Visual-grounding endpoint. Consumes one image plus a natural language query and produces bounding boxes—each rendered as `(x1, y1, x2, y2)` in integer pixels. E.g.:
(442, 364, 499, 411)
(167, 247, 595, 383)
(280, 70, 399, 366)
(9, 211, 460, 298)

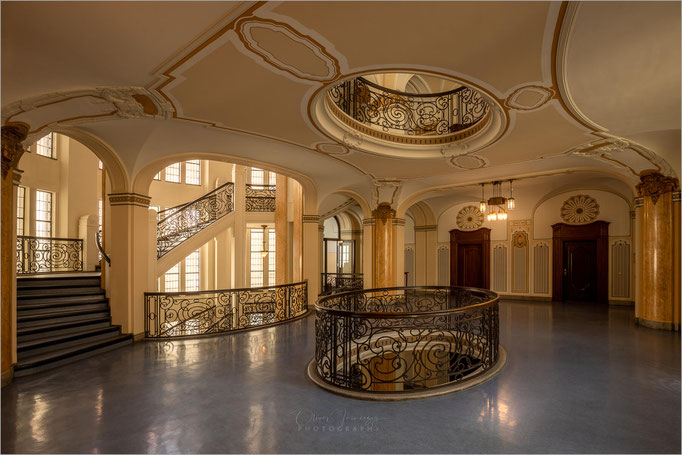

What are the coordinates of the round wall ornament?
(456, 206, 484, 230)
(561, 195, 599, 224)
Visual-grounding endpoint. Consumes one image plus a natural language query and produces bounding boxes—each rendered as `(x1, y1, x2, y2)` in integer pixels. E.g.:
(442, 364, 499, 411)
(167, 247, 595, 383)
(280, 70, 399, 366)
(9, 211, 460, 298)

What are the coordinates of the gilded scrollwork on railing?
(328, 77, 489, 137)
(157, 182, 234, 258)
(144, 281, 308, 338)
(245, 184, 276, 212)
(16, 235, 83, 274)
(314, 286, 499, 392)
(320, 273, 363, 295)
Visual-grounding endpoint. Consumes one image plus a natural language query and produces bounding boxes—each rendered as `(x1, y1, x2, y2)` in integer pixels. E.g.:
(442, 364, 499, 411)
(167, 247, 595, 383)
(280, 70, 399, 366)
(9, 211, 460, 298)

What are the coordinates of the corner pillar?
(275, 174, 288, 284)
(372, 203, 396, 288)
(302, 215, 320, 305)
(635, 171, 680, 330)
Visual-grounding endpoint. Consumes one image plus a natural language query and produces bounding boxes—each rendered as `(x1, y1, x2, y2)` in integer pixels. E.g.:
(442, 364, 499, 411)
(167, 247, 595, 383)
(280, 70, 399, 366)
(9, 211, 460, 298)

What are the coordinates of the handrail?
(320, 272, 363, 296)
(157, 182, 233, 223)
(144, 281, 308, 338)
(17, 234, 82, 242)
(357, 76, 466, 99)
(17, 235, 83, 274)
(95, 231, 111, 265)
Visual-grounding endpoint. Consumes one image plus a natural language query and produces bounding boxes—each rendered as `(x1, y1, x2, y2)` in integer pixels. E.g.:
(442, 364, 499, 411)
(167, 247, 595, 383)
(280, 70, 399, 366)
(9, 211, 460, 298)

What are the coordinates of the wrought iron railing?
(157, 182, 234, 258)
(313, 286, 499, 393)
(328, 77, 489, 137)
(320, 273, 363, 295)
(16, 235, 83, 274)
(145, 281, 307, 338)
(245, 184, 276, 212)
(95, 231, 110, 266)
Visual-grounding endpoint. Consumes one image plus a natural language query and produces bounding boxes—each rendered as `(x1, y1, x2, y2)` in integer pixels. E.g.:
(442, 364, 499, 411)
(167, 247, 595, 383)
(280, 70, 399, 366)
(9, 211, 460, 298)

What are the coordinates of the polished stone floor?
(2, 300, 680, 454)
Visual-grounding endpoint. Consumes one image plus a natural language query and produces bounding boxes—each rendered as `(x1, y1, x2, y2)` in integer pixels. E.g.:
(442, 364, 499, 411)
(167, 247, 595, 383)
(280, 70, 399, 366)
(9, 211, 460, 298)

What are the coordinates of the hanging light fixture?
(507, 180, 516, 210)
(479, 183, 487, 213)
(260, 225, 268, 258)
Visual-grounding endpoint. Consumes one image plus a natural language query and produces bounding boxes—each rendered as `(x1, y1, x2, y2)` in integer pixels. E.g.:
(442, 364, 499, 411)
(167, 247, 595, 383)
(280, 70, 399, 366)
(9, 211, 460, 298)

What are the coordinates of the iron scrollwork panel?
(16, 236, 83, 274)
(245, 184, 276, 212)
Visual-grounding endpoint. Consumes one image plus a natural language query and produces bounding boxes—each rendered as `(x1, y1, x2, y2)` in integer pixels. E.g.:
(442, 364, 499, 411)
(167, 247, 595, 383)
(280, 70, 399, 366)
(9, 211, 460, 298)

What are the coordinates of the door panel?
(457, 245, 482, 288)
(563, 240, 597, 301)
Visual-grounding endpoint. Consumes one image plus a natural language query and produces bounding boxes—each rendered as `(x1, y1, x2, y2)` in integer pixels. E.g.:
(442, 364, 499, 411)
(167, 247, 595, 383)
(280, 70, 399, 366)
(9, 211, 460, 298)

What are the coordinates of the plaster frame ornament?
(456, 206, 484, 230)
(512, 231, 528, 248)
(636, 171, 679, 205)
(560, 194, 600, 224)
(1, 124, 28, 177)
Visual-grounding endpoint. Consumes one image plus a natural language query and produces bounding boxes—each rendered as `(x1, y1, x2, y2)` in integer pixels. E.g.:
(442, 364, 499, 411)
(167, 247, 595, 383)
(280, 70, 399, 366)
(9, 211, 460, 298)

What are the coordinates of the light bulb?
(489, 212, 497, 221)
(507, 198, 515, 210)
(499, 211, 507, 220)
(260, 250, 268, 257)
(479, 201, 487, 212)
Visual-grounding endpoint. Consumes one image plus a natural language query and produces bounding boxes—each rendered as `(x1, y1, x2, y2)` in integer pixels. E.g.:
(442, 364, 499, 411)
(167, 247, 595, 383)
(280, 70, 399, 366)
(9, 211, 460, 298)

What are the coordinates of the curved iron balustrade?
(95, 231, 110, 266)
(144, 281, 308, 338)
(157, 182, 234, 258)
(245, 184, 276, 212)
(320, 272, 363, 295)
(313, 286, 499, 393)
(16, 235, 83, 274)
(328, 77, 489, 137)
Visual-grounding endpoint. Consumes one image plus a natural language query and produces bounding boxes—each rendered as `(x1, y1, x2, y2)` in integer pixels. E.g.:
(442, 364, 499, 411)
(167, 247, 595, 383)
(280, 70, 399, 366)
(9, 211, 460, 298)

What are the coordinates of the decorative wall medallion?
(315, 142, 349, 155)
(456, 206, 483, 230)
(561, 195, 600, 224)
(504, 85, 555, 111)
(512, 231, 528, 248)
(450, 154, 486, 170)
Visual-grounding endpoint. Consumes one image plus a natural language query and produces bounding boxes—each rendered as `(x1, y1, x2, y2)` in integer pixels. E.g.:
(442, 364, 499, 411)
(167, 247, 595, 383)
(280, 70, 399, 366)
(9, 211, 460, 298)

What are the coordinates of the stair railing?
(16, 235, 83, 274)
(95, 231, 111, 266)
(157, 182, 234, 258)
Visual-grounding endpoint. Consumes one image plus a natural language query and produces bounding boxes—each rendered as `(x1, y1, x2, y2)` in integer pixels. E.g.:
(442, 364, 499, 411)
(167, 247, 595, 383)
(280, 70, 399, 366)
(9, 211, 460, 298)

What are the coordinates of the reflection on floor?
(2, 300, 680, 454)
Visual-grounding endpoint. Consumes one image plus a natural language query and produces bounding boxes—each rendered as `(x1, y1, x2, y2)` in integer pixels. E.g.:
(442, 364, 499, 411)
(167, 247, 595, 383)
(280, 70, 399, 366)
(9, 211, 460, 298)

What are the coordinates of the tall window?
(268, 229, 276, 285)
(164, 263, 180, 292)
(268, 172, 277, 186)
(165, 163, 180, 183)
(185, 250, 200, 291)
(17, 186, 26, 236)
(35, 190, 52, 237)
(251, 168, 265, 189)
(185, 160, 200, 185)
(250, 229, 264, 287)
(36, 133, 54, 158)
(153, 171, 161, 180)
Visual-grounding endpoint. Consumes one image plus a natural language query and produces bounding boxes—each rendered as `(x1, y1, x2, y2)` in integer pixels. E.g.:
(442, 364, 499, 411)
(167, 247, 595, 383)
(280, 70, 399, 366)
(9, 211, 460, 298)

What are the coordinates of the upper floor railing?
(245, 184, 276, 212)
(17, 235, 83, 274)
(327, 77, 489, 139)
(157, 182, 234, 258)
(320, 272, 363, 295)
(144, 281, 308, 338)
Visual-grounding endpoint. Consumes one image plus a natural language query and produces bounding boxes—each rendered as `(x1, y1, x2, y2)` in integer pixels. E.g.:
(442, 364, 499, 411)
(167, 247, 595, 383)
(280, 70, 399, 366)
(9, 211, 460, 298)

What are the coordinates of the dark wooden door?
(457, 244, 483, 288)
(563, 240, 598, 301)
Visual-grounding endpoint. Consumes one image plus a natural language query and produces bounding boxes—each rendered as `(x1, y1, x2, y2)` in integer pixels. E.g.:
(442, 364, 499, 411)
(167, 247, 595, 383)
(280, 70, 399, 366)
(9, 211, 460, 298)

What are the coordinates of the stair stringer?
(156, 211, 235, 276)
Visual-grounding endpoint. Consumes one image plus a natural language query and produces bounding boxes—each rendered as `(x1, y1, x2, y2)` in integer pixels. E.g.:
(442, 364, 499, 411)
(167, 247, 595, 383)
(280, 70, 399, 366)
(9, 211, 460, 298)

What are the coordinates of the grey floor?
(2, 300, 680, 454)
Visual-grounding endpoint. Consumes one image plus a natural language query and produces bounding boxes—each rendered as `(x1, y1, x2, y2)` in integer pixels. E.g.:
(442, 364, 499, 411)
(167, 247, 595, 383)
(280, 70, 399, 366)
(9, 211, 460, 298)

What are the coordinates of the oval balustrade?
(327, 77, 489, 143)
(310, 286, 501, 397)
(320, 272, 363, 296)
(144, 281, 308, 339)
(16, 235, 83, 274)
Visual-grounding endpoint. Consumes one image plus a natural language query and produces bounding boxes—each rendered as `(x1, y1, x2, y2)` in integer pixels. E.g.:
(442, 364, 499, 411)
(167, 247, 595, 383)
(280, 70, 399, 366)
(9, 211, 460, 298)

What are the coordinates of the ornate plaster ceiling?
(2, 1, 679, 213)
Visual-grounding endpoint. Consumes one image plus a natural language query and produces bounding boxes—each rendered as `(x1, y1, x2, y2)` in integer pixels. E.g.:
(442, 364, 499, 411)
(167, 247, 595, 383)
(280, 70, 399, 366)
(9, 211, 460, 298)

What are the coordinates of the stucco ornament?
(512, 231, 528, 248)
(456, 206, 483, 230)
(636, 171, 679, 205)
(560, 195, 600, 224)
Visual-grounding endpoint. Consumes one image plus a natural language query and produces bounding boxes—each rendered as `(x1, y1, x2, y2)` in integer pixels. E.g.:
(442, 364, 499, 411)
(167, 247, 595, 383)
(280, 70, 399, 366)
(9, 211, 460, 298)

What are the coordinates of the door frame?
(449, 228, 491, 289)
(551, 221, 609, 303)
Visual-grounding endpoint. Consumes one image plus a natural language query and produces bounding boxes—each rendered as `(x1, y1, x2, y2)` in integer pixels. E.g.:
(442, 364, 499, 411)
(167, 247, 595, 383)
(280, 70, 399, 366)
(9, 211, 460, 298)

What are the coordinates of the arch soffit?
(132, 152, 318, 211)
(531, 185, 634, 220)
(318, 189, 372, 220)
(405, 200, 436, 226)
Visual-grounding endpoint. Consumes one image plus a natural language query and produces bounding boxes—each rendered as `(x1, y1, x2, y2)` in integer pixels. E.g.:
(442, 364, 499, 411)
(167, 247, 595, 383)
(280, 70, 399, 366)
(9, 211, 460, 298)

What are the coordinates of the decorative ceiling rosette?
(456, 206, 484, 230)
(561, 195, 600, 224)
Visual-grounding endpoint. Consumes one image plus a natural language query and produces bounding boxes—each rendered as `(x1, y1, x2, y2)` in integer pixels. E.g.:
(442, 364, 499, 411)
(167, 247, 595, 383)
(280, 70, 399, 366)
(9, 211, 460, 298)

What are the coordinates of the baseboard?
(133, 332, 146, 341)
(1, 366, 14, 387)
(609, 300, 634, 306)
(498, 294, 552, 302)
(635, 317, 678, 331)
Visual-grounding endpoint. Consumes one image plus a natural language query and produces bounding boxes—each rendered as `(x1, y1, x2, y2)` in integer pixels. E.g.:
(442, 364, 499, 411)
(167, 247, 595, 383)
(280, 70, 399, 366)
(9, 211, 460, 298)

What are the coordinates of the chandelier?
(479, 181, 515, 221)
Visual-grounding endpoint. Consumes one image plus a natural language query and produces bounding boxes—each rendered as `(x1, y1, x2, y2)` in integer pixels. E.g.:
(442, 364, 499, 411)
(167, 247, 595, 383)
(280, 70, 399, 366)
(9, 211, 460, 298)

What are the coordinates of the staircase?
(15, 272, 132, 377)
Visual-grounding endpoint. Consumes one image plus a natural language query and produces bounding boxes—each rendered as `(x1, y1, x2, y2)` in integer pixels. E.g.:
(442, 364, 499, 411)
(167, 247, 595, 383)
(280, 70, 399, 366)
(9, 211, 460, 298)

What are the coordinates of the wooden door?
(457, 245, 483, 288)
(563, 240, 598, 301)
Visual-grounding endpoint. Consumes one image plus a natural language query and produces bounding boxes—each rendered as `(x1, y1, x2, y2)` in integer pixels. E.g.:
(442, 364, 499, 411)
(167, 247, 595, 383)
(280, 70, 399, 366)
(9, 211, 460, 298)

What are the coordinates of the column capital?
(636, 171, 679, 205)
(108, 192, 151, 207)
(302, 214, 320, 223)
(12, 169, 23, 186)
(1, 124, 29, 178)
(371, 202, 396, 221)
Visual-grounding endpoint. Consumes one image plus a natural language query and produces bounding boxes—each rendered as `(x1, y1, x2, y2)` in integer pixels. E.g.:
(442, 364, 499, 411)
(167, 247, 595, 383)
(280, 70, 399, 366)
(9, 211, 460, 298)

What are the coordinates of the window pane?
(185, 160, 200, 185)
(251, 168, 264, 188)
(165, 163, 180, 183)
(36, 134, 53, 158)
(35, 190, 52, 237)
(98, 160, 103, 170)
(250, 230, 264, 288)
(185, 250, 200, 292)
(164, 263, 180, 292)
(268, 172, 277, 186)
(17, 186, 25, 236)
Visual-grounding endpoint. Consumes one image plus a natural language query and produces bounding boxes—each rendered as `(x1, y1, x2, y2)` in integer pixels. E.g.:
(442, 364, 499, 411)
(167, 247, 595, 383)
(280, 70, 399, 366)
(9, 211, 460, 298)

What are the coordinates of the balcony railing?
(245, 184, 276, 212)
(311, 286, 500, 394)
(320, 272, 363, 295)
(327, 77, 489, 142)
(144, 281, 308, 338)
(16, 235, 83, 274)
(157, 182, 234, 258)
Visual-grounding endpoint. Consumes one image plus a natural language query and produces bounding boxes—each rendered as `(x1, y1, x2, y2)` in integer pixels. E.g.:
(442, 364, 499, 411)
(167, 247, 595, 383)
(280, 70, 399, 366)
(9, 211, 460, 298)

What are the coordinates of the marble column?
(393, 217, 405, 287)
(372, 203, 396, 288)
(302, 215, 320, 305)
(1, 124, 28, 387)
(232, 165, 246, 288)
(635, 171, 680, 330)
(275, 174, 288, 285)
